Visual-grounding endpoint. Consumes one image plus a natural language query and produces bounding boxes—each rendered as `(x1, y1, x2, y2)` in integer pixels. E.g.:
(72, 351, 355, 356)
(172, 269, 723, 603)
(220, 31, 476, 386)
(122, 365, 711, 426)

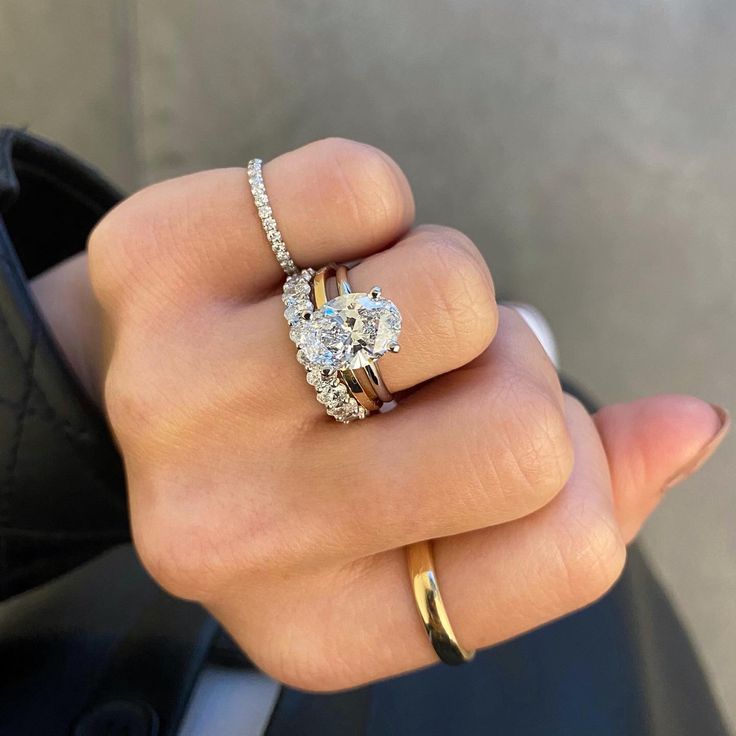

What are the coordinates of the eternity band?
(247, 158, 298, 275)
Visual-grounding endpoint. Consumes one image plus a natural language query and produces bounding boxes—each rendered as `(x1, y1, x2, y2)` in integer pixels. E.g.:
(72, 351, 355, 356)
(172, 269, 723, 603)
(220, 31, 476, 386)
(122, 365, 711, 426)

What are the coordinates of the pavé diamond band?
(247, 158, 298, 275)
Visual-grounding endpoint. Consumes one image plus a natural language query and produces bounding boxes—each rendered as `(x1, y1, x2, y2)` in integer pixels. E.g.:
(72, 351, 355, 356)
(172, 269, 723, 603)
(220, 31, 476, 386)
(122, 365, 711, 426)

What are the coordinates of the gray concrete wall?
(2, 0, 734, 728)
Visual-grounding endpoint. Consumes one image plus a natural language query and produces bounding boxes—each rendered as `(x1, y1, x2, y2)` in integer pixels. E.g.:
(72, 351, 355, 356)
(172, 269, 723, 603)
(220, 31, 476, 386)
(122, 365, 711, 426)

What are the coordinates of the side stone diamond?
(305, 368, 332, 390)
(295, 312, 352, 368)
(284, 278, 311, 298)
(284, 300, 312, 325)
(317, 382, 348, 407)
(327, 397, 363, 422)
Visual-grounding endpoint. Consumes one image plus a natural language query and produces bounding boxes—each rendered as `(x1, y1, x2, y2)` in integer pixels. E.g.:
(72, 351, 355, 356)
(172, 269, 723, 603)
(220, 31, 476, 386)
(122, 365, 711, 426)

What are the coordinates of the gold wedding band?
(407, 540, 475, 665)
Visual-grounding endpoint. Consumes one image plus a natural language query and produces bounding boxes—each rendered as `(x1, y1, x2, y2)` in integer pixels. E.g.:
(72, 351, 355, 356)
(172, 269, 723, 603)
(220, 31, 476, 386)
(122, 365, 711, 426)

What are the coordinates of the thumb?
(593, 395, 729, 543)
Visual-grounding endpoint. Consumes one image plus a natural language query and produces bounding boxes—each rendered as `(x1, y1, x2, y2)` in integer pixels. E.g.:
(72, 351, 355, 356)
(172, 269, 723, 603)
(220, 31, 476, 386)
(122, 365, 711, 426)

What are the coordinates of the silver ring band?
(247, 158, 298, 275)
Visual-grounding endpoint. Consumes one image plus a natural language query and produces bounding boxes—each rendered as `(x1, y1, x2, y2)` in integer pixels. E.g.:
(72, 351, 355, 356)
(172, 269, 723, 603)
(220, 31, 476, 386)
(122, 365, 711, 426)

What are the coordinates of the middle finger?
(286, 307, 571, 561)
(241, 224, 499, 417)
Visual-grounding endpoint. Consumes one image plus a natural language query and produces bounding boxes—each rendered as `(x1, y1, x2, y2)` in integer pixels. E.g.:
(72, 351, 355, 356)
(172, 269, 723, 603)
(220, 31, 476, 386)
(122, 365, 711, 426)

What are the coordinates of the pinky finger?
(214, 395, 626, 691)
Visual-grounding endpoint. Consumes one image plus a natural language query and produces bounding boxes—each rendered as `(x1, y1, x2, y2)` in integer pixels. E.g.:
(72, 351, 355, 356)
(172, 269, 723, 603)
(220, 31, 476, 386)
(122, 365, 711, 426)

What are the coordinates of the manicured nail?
(663, 404, 731, 491)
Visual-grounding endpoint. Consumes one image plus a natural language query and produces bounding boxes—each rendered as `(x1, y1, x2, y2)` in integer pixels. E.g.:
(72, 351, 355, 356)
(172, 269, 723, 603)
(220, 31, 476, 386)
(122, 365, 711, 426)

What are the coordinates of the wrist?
(30, 252, 104, 407)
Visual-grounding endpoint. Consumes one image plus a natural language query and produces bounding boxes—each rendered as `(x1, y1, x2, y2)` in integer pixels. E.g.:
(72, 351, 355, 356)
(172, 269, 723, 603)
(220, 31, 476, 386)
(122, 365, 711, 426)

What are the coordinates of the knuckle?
(129, 468, 295, 601)
(103, 361, 168, 449)
(420, 227, 497, 358)
(318, 137, 414, 240)
(88, 180, 193, 311)
(129, 481, 201, 599)
(133, 518, 201, 600)
(255, 623, 358, 693)
(134, 520, 218, 602)
(87, 204, 138, 308)
(130, 477, 252, 601)
(501, 386, 575, 511)
(556, 505, 627, 607)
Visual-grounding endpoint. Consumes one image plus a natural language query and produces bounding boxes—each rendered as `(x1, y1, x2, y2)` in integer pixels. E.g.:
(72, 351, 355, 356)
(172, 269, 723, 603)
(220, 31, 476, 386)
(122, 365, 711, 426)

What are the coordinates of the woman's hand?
(83, 138, 727, 690)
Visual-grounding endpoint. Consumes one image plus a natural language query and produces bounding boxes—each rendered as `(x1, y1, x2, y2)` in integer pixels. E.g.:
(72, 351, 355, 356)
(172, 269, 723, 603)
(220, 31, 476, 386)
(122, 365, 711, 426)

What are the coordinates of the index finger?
(90, 138, 414, 303)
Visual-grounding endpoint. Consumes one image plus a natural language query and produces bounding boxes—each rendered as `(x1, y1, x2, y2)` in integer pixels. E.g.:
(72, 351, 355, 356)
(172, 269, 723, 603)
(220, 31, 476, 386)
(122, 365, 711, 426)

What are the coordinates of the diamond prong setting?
(282, 271, 401, 422)
(296, 291, 402, 372)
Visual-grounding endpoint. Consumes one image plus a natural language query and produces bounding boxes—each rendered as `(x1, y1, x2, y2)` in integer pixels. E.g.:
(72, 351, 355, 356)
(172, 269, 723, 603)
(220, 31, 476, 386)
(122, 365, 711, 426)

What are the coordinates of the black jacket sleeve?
(0, 128, 129, 600)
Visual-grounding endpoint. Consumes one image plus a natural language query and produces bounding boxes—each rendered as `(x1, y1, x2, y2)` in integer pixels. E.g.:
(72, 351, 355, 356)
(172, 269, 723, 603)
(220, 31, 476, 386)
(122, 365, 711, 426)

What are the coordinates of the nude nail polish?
(663, 404, 731, 491)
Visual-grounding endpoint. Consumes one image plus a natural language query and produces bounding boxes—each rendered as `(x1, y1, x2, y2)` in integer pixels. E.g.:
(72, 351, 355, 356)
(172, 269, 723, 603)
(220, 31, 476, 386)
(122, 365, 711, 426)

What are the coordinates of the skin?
(32, 138, 728, 692)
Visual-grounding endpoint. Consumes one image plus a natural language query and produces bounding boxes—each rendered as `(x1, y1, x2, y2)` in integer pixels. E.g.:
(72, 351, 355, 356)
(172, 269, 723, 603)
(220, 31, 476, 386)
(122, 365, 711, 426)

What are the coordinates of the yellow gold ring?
(407, 540, 475, 665)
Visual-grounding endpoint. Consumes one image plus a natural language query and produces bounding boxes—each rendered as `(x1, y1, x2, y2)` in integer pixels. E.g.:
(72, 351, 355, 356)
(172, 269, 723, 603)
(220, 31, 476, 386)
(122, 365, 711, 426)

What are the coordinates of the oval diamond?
(294, 292, 401, 371)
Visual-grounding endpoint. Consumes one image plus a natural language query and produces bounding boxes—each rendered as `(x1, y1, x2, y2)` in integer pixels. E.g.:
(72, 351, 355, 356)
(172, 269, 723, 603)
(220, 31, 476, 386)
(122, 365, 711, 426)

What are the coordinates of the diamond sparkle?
(294, 292, 401, 371)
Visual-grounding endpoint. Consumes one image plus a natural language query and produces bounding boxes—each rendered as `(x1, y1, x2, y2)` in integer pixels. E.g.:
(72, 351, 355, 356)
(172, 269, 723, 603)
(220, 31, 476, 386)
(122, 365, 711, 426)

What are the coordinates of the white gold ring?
(247, 158, 298, 275)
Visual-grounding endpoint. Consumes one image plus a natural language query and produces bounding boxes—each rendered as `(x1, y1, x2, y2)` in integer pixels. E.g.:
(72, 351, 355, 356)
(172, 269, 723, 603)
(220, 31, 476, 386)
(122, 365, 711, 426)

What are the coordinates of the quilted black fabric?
(0, 129, 129, 600)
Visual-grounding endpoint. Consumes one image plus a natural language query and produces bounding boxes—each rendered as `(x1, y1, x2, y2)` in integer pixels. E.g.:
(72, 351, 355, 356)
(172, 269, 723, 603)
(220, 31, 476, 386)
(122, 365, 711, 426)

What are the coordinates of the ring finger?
(212, 394, 625, 690)
(239, 223, 499, 417)
(202, 307, 569, 569)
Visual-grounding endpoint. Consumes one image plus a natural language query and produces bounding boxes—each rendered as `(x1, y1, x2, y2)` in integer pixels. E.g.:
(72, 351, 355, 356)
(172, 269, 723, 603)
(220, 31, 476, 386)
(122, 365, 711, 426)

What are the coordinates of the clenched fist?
(79, 138, 727, 690)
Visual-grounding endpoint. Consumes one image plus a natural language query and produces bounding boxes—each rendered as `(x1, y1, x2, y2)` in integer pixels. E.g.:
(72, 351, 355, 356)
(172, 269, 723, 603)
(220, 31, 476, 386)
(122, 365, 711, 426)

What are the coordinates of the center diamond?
(295, 292, 401, 371)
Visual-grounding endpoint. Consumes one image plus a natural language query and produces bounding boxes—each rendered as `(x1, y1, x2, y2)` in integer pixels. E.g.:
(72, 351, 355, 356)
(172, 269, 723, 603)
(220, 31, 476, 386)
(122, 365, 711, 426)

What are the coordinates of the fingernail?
(663, 404, 731, 491)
